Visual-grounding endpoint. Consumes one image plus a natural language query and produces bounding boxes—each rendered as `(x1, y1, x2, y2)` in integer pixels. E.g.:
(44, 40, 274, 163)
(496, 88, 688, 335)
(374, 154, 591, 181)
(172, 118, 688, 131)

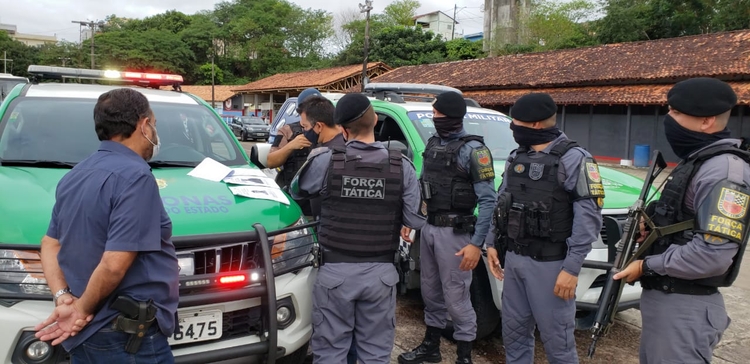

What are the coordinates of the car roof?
(23, 83, 200, 105)
(369, 98, 508, 116)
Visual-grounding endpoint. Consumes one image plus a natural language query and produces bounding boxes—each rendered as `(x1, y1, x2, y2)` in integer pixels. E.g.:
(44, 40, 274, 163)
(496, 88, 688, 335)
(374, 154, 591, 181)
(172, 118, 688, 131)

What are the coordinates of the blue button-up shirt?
(47, 141, 178, 351)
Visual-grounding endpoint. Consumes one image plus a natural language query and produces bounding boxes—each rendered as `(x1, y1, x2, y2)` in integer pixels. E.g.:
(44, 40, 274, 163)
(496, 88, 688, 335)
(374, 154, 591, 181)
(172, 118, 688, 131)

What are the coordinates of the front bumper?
(0, 267, 315, 364)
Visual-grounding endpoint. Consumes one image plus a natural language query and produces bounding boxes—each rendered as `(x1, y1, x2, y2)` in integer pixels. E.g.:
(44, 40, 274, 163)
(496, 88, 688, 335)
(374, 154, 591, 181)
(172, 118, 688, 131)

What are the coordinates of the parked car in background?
(0, 73, 28, 102)
(231, 116, 270, 142)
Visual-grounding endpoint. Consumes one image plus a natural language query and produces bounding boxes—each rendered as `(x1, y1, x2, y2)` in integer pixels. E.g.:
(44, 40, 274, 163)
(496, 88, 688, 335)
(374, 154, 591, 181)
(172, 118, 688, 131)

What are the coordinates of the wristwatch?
(53, 287, 71, 301)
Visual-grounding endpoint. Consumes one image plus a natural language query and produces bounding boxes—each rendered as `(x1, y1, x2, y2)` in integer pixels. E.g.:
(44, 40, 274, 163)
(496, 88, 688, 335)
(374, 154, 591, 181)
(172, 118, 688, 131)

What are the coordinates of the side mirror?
(250, 143, 272, 169)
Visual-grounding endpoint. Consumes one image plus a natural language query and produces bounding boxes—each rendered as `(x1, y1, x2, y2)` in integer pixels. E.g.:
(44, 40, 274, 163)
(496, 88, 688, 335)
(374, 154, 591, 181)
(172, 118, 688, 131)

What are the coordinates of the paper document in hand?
(223, 175, 279, 188)
(229, 186, 290, 205)
(188, 158, 233, 182)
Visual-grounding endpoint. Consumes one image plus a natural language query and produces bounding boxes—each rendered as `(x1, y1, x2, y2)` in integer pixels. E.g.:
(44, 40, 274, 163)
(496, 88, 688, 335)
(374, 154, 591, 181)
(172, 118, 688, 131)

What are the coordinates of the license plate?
(168, 309, 222, 346)
(255, 133, 265, 136)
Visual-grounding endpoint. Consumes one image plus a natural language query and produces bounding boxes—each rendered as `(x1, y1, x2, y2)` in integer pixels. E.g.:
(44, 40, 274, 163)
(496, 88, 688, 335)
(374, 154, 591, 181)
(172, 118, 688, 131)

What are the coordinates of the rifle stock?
(587, 150, 667, 358)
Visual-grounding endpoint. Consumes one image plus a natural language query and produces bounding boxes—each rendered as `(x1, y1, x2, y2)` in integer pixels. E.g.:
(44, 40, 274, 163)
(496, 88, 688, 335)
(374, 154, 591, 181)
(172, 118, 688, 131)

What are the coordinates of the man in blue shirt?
(34, 88, 179, 363)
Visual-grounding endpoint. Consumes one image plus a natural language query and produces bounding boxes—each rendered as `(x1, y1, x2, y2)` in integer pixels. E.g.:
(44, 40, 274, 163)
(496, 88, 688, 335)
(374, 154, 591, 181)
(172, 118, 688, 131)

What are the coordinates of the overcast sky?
(3, 0, 486, 43)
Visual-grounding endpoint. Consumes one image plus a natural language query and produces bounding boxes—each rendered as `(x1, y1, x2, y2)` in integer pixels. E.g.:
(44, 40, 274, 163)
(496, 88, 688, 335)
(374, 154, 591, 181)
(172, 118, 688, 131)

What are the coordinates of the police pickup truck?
(0, 66, 315, 364)
(256, 83, 650, 340)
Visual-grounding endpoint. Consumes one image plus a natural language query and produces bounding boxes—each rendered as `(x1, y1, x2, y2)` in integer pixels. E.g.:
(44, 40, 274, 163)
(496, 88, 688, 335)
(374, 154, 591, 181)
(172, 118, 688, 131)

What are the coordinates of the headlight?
(0, 249, 50, 297)
(268, 218, 316, 275)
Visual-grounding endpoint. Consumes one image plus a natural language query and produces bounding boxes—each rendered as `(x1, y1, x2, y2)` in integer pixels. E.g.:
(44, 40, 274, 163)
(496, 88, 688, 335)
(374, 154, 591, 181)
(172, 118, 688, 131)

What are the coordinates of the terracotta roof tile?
(232, 62, 392, 93)
(463, 82, 750, 106)
(159, 85, 239, 102)
(372, 30, 750, 89)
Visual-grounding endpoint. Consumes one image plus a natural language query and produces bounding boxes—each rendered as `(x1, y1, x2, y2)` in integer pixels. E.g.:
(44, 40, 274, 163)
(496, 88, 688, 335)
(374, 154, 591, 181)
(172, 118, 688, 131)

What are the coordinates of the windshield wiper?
(0, 159, 77, 168)
(148, 161, 199, 168)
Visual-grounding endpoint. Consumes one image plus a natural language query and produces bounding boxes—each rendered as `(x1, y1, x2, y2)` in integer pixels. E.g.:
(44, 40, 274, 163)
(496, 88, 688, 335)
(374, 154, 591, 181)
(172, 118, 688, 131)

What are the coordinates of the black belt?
(322, 249, 395, 264)
(427, 214, 475, 227)
(641, 276, 719, 296)
(506, 240, 567, 262)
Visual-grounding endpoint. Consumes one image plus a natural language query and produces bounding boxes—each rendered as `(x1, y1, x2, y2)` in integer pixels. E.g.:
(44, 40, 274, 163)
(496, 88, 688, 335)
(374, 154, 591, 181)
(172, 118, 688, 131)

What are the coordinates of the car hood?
(245, 124, 270, 130)
(493, 161, 644, 210)
(0, 166, 301, 246)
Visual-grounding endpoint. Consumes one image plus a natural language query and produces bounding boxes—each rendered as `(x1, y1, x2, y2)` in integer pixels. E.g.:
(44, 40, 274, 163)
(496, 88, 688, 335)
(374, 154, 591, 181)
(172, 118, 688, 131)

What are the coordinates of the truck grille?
(192, 242, 259, 275)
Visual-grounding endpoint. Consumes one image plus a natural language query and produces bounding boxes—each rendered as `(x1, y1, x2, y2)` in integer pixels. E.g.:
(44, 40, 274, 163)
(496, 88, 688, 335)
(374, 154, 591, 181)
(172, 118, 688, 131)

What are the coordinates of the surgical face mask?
(142, 121, 161, 160)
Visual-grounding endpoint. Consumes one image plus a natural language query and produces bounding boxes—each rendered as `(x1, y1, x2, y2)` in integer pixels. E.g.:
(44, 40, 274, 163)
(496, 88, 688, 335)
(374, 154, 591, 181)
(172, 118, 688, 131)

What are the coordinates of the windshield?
(0, 97, 246, 167)
(241, 117, 265, 125)
(0, 79, 27, 101)
(407, 111, 518, 160)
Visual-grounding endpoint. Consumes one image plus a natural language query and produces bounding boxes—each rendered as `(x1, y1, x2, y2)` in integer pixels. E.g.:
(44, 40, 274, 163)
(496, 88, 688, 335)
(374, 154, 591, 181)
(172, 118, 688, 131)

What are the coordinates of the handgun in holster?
(110, 296, 157, 354)
(312, 243, 323, 268)
(394, 245, 415, 295)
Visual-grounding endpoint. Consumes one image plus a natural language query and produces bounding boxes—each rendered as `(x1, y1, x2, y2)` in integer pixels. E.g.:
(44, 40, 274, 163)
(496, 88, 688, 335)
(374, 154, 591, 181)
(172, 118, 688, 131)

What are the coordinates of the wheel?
(441, 258, 501, 341)
(241, 131, 248, 142)
(275, 340, 309, 364)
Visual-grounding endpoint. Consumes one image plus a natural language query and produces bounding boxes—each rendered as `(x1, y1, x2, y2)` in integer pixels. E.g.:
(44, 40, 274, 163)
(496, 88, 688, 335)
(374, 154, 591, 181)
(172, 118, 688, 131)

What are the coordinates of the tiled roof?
(371, 30, 750, 89)
(232, 62, 392, 93)
(463, 82, 750, 106)
(159, 85, 239, 102)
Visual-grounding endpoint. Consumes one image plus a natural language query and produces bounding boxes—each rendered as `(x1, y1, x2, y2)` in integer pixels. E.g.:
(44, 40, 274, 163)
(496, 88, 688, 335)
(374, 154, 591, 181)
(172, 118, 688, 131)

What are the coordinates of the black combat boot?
(455, 340, 473, 364)
(397, 326, 442, 364)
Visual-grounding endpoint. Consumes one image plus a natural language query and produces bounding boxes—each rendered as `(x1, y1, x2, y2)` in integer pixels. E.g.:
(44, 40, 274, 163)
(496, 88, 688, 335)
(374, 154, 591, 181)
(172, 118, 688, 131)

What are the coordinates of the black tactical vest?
(643, 144, 750, 290)
(504, 141, 578, 260)
(421, 135, 482, 215)
(275, 123, 311, 189)
(319, 147, 404, 258)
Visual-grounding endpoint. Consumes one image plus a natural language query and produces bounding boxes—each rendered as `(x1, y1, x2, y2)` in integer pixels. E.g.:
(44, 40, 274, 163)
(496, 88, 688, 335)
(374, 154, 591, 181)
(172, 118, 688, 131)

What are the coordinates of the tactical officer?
(399, 91, 496, 364)
(267, 88, 322, 215)
(614, 78, 748, 363)
(485, 92, 604, 364)
(291, 93, 426, 364)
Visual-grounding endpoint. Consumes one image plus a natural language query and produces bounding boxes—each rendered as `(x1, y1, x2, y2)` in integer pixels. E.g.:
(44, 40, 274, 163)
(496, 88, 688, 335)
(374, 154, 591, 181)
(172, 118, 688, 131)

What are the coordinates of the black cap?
(334, 93, 372, 125)
(297, 88, 322, 104)
(667, 78, 737, 117)
(432, 91, 467, 118)
(511, 93, 557, 123)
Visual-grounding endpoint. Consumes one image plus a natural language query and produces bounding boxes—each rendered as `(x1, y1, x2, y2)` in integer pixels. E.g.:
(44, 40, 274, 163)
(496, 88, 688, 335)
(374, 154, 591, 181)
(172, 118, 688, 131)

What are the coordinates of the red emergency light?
(27, 65, 184, 89)
(218, 274, 247, 285)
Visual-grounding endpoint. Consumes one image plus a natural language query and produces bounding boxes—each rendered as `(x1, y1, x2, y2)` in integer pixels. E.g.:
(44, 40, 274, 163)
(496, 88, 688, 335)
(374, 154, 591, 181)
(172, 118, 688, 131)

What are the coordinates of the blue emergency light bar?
(27, 65, 184, 88)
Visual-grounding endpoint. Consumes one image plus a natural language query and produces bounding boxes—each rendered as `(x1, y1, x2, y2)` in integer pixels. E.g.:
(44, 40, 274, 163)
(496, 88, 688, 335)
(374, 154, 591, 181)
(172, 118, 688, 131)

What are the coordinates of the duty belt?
(640, 276, 719, 296)
(427, 214, 475, 228)
(506, 240, 567, 262)
(321, 249, 395, 264)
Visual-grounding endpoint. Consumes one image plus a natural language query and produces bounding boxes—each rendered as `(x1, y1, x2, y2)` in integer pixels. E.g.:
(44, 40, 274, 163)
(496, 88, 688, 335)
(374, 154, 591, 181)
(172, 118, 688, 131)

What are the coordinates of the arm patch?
(572, 157, 605, 206)
(695, 179, 750, 244)
(470, 146, 496, 182)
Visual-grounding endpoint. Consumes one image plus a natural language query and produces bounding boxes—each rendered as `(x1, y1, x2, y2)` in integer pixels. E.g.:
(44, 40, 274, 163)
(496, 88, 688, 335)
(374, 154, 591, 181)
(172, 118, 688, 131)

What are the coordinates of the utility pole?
(211, 52, 216, 109)
(1, 51, 12, 74)
(72, 20, 102, 69)
(359, 0, 373, 92)
(452, 4, 457, 40)
(58, 57, 71, 67)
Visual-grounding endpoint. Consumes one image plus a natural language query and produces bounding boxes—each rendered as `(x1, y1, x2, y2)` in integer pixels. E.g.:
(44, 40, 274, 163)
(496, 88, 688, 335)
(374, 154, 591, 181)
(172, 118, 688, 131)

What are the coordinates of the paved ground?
(240, 141, 750, 363)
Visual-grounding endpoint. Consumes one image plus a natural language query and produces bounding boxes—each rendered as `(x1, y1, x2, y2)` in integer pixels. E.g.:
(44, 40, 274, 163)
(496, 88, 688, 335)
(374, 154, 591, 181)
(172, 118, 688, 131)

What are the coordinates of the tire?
(241, 132, 248, 142)
(441, 258, 501, 341)
(275, 340, 309, 364)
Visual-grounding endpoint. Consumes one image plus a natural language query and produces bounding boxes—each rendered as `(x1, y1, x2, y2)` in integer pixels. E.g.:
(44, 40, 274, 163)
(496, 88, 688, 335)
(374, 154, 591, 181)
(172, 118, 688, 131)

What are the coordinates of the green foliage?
(198, 63, 224, 85)
(0, 32, 39, 77)
(445, 39, 485, 61)
(382, 0, 421, 26)
(521, 0, 600, 51)
(369, 27, 446, 67)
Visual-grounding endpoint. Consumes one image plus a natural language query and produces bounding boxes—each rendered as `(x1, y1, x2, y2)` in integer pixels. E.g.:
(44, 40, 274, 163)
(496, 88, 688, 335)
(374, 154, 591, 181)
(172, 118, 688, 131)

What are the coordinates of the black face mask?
(303, 127, 319, 145)
(433, 117, 464, 138)
(664, 114, 730, 160)
(509, 122, 562, 147)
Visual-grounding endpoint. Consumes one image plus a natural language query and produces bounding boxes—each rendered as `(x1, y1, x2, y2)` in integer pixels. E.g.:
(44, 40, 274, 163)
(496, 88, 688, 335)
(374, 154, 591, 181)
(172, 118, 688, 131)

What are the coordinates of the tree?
(334, 14, 390, 65)
(521, 0, 600, 51)
(284, 7, 334, 59)
(445, 39, 485, 61)
(595, 0, 654, 43)
(198, 63, 224, 85)
(92, 30, 195, 75)
(369, 26, 446, 67)
(0, 32, 39, 77)
(382, 0, 421, 26)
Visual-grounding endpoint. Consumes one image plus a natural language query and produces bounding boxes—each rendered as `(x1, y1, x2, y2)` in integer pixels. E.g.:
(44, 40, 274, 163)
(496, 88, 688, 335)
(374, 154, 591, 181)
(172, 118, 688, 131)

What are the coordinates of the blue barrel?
(633, 144, 651, 167)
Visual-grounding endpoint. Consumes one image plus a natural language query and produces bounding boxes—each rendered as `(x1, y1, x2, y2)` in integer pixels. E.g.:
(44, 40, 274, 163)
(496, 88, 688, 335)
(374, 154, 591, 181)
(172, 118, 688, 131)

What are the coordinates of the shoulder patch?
(696, 179, 750, 244)
(470, 146, 495, 181)
(572, 157, 605, 202)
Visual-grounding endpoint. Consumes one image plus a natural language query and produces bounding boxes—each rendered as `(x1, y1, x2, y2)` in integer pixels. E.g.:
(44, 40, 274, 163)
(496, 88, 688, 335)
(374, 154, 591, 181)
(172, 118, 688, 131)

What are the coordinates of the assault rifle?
(587, 150, 668, 358)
